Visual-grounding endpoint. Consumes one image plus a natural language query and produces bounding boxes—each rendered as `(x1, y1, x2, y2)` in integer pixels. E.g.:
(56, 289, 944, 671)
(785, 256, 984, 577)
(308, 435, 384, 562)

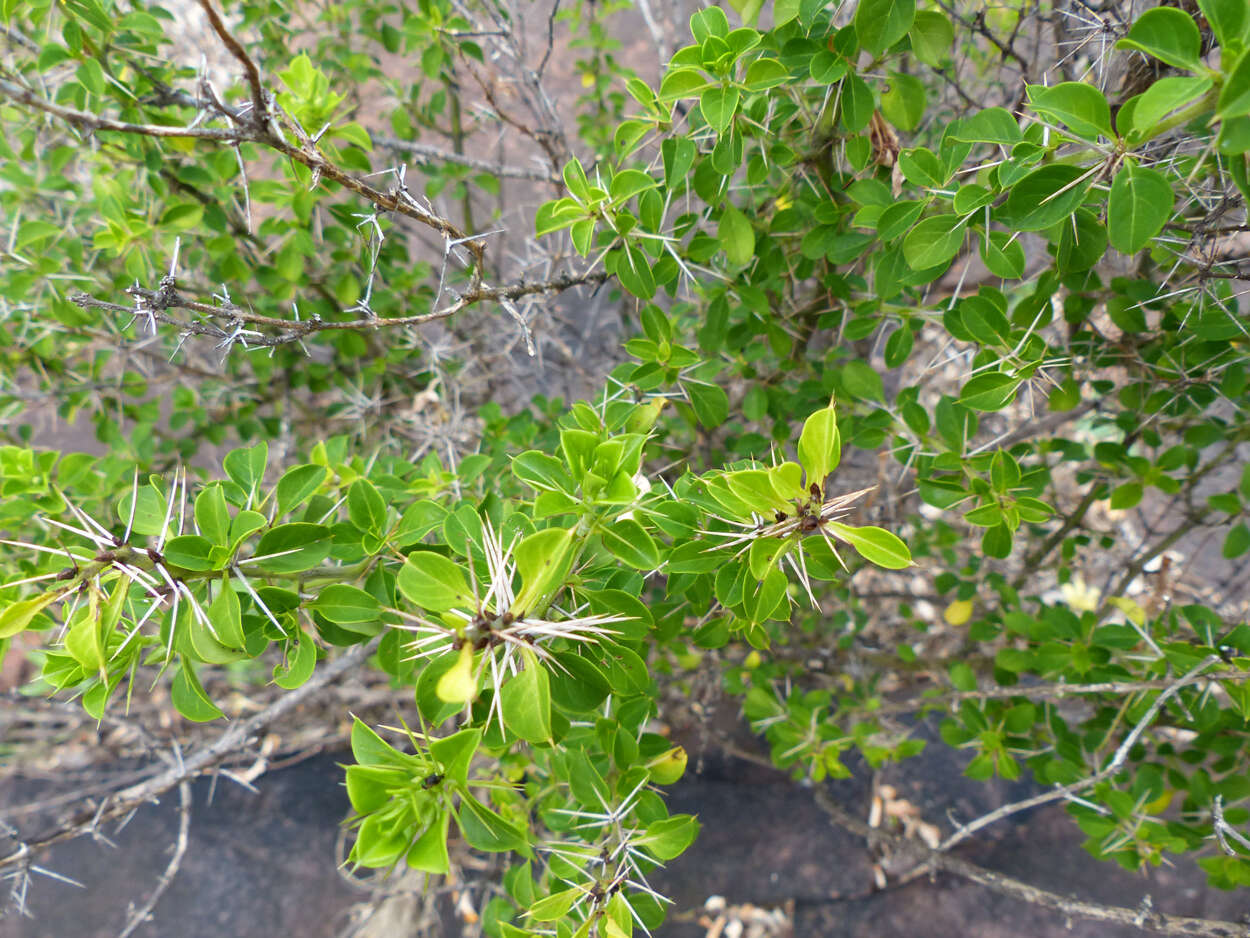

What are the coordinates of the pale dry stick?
(939, 654, 1222, 853)
(372, 134, 560, 183)
(115, 780, 192, 938)
(812, 785, 1250, 938)
(633, 0, 668, 72)
(0, 637, 381, 874)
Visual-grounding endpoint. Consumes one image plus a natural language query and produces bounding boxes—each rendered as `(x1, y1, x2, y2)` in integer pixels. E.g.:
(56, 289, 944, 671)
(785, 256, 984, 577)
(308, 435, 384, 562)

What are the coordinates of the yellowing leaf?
(436, 643, 478, 704)
(944, 599, 974, 625)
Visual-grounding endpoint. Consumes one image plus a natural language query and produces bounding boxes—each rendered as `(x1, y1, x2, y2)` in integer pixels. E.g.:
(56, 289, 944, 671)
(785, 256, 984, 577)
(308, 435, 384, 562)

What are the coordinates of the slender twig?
(812, 785, 1250, 938)
(70, 269, 608, 350)
(0, 637, 380, 874)
(194, 0, 267, 125)
(115, 780, 191, 938)
(0, 78, 244, 142)
(373, 134, 560, 183)
(1011, 482, 1103, 591)
(864, 668, 1248, 716)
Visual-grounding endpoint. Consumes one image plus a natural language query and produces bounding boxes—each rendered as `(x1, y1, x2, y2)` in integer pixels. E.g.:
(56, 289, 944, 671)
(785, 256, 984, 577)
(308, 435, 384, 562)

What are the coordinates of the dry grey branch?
(812, 786, 1250, 938)
(0, 637, 380, 876)
(115, 780, 191, 938)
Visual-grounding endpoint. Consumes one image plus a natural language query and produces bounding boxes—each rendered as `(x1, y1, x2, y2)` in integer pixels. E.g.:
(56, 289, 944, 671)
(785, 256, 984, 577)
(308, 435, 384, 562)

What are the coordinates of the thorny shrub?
(3, 0, 1250, 933)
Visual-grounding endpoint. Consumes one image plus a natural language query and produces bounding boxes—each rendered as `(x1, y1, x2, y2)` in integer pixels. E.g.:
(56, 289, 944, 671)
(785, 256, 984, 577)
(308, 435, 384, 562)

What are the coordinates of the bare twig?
(812, 785, 1250, 938)
(373, 134, 560, 183)
(115, 780, 191, 938)
(0, 637, 380, 874)
(865, 668, 1248, 716)
(69, 269, 609, 351)
(0, 77, 244, 142)
(194, 0, 268, 126)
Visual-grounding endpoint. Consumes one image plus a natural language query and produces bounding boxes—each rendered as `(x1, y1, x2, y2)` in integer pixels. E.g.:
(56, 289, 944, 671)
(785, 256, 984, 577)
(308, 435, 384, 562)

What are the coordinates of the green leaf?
(1116, 7, 1202, 71)
(274, 629, 317, 688)
(744, 57, 789, 90)
(65, 614, 104, 672)
(615, 241, 656, 299)
(909, 10, 953, 67)
(981, 230, 1025, 279)
(637, 815, 700, 861)
(1110, 482, 1144, 510)
(275, 464, 326, 517)
(207, 582, 245, 648)
(717, 205, 755, 266)
(996, 164, 1091, 231)
(1054, 207, 1108, 273)
(959, 372, 1021, 411)
(824, 522, 913, 569)
(534, 198, 585, 237)
(163, 535, 216, 571)
(774, 0, 800, 25)
(839, 73, 874, 132)
(500, 652, 553, 743)
(727, 0, 764, 26)
(948, 107, 1022, 145)
(683, 379, 729, 427)
(855, 0, 915, 55)
(1130, 76, 1213, 136)
(745, 566, 790, 623)
(600, 518, 661, 570)
(841, 360, 885, 402)
(429, 726, 482, 786)
(809, 50, 848, 84)
(903, 214, 965, 269)
(223, 442, 267, 505)
(563, 157, 591, 201)
(881, 72, 926, 130)
(347, 479, 387, 537)
(949, 661, 976, 692)
(700, 85, 740, 133)
(1224, 524, 1250, 559)
(251, 523, 334, 573)
(659, 67, 712, 101)
(1107, 163, 1173, 254)
(16, 220, 62, 248)
(313, 584, 381, 627)
(610, 169, 657, 205)
(897, 147, 947, 188)
(1028, 82, 1114, 140)
(513, 527, 577, 613)
(195, 485, 231, 545)
(1215, 49, 1250, 120)
(350, 717, 401, 766)
(724, 469, 786, 515)
(512, 451, 575, 493)
(398, 551, 475, 612)
(117, 483, 168, 537)
(436, 643, 477, 704)
(457, 794, 529, 854)
(877, 200, 925, 240)
(663, 137, 697, 188)
(528, 888, 581, 922)
(1196, 0, 1245, 49)
(407, 814, 451, 874)
(172, 660, 225, 722)
(798, 401, 841, 484)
